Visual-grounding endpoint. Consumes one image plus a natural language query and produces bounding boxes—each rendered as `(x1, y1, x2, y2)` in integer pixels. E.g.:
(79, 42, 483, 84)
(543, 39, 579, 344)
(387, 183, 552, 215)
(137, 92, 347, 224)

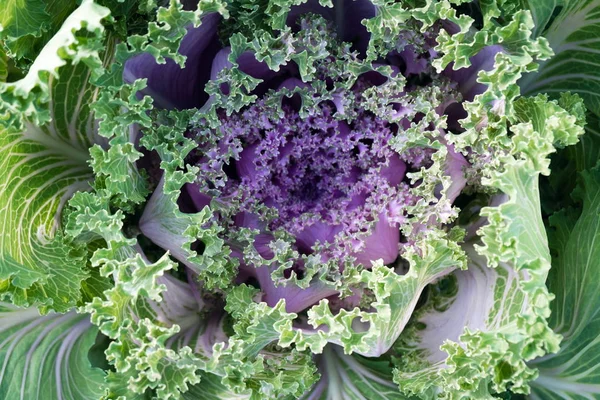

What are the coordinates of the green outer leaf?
(521, 0, 600, 115)
(443, 95, 580, 398)
(0, 0, 110, 129)
(301, 345, 407, 400)
(529, 166, 600, 399)
(0, 0, 82, 64)
(183, 372, 249, 400)
(0, 0, 50, 40)
(0, 303, 106, 399)
(431, 12, 581, 397)
(479, 94, 583, 268)
(526, 0, 562, 37)
(58, 3, 239, 397)
(138, 108, 237, 290)
(0, 0, 112, 312)
(0, 64, 109, 312)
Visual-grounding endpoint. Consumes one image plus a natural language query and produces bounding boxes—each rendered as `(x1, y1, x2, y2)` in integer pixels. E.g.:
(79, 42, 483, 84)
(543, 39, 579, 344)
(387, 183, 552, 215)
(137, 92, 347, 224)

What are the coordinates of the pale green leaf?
(302, 345, 406, 400)
(521, 0, 600, 115)
(0, 63, 105, 312)
(529, 166, 600, 399)
(0, 303, 106, 399)
(183, 372, 249, 400)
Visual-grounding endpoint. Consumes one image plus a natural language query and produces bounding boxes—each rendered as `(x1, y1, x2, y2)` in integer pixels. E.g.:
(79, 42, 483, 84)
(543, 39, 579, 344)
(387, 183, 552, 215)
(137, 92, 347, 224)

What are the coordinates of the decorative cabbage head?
(0, 0, 597, 399)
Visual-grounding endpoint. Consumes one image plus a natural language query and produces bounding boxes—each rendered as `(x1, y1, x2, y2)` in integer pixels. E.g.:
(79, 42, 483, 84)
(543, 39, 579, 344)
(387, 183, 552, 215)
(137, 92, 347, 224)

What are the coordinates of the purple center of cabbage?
(230, 103, 405, 244)
(191, 81, 427, 265)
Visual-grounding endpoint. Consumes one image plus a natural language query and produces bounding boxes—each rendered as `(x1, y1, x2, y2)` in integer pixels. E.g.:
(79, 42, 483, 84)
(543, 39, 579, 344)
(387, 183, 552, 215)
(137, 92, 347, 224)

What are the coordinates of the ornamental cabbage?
(0, 1, 598, 399)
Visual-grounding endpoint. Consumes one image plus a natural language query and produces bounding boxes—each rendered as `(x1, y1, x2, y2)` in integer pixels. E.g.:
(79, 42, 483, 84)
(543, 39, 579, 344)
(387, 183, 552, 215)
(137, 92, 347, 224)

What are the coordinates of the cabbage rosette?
(0, 0, 595, 399)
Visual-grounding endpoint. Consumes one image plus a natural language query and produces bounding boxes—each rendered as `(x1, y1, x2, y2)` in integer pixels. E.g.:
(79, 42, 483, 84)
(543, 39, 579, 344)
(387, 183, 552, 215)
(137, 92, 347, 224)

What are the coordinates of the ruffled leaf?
(390, 95, 583, 399)
(67, 190, 203, 400)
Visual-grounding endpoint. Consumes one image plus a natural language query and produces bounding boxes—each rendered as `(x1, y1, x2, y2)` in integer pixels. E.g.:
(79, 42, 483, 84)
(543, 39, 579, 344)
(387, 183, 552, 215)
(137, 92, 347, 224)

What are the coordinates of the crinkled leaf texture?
(104, 2, 584, 400)
(0, 0, 593, 399)
(0, 0, 80, 64)
(0, 1, 208, 398)
(391, 93, 582, 399)
(69, 190, 202, 400)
